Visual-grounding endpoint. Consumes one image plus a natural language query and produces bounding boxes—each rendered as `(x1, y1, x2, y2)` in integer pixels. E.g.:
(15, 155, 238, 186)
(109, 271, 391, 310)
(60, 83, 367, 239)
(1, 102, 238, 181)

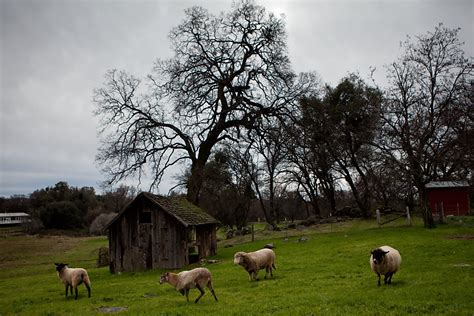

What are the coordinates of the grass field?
(0, 217, 473, 315)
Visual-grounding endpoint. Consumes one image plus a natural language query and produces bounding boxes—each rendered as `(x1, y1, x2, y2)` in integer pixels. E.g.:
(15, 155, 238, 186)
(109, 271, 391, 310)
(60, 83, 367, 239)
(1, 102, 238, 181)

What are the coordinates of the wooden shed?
(105, 192, 219, 273)
(425, 181, 470, 217)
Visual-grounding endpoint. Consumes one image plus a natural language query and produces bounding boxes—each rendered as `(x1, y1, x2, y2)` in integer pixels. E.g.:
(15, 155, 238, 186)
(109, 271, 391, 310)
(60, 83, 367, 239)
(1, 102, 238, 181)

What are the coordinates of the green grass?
(0, 217, 473, 315)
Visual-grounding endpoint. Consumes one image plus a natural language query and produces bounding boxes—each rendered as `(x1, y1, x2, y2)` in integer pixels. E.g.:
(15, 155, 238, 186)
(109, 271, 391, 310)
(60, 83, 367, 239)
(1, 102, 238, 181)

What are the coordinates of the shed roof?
(0, 212, 30, 217)
(106, 192, 219, 229)
(425, 181, 470, 189)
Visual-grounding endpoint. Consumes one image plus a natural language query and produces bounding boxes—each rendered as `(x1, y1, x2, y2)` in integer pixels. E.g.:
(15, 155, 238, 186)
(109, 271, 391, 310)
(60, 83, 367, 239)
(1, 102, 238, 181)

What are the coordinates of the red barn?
(425, 181, 471, 216)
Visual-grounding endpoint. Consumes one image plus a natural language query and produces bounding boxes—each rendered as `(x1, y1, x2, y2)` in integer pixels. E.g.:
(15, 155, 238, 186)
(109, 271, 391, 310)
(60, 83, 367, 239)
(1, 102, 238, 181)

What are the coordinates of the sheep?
(54, 263, 91, 299)
(370, 246, 402, 286)
(159, 267, 218, 303)
(233, 248, 276, 281)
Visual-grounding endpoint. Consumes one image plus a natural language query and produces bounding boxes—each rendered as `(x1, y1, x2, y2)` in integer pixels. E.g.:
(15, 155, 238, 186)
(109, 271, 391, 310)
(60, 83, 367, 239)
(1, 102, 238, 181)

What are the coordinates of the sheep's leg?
(265, 266, 273, 278)
(85, 283, 91, 298)
(65, 285, 69, 298)
(387, 273, 393, 284)
(385, 273, 390, 284)
(194, 284, 205, 303)
(185, 289, 190, 302)
(74, 286, 78, 300)
(207, 282, 218, 302)
(377, 273, 381, 286)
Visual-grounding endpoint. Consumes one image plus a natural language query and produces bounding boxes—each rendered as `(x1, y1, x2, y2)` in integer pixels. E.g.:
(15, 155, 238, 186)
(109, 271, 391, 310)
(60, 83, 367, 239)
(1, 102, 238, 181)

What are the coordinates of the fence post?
(376, 209, 381, 228)
(406, 206, 412, 226)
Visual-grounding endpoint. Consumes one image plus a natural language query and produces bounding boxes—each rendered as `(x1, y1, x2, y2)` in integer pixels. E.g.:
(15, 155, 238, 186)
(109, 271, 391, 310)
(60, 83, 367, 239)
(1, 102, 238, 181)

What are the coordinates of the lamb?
(233, 248, 276, 281)
(54, 263, 91, 299)
(159, 267, 218, 303)
(370, 246, 402, 286)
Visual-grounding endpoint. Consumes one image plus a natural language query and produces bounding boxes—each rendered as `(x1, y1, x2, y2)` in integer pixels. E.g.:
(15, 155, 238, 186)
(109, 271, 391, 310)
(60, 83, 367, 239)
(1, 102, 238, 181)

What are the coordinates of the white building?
(0, 212, 31, 226)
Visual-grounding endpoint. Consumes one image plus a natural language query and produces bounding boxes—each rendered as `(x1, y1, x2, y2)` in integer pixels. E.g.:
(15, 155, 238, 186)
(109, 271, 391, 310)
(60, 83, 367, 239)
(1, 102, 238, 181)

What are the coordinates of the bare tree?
(380, 24, 473, 227)
(94, 0, 314, 205)
(248, 120, 288, 226)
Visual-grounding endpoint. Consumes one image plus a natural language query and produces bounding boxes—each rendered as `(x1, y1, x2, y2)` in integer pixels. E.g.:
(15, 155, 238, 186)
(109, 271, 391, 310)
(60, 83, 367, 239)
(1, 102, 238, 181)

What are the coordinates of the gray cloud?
(1, 0, 472, 197)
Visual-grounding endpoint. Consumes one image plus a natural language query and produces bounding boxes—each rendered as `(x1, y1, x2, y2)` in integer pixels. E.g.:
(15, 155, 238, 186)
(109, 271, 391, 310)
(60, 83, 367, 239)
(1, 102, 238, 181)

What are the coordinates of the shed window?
(139, 211, 151, 224)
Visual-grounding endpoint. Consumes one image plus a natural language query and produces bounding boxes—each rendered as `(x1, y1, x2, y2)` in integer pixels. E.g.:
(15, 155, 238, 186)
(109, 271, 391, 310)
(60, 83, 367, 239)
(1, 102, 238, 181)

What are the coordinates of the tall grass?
(0, 217, 472, 315)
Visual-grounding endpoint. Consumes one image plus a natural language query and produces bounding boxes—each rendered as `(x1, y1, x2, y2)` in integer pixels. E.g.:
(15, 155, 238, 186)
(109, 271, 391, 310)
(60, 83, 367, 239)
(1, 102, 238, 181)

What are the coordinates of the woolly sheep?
(370, 245, 402, 286)
(233, 248, 276, 281)
(54, 263, 91, 299)
(159, 267, 218, 303)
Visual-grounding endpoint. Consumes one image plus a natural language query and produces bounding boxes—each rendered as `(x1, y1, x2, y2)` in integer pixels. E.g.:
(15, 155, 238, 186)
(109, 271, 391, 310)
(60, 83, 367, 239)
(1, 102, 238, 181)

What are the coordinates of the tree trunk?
(311, 198, 321, 218)
(320, 180, 337, 216)
(343, 172, 371, 217)
(418, 186, 436, 228)
(258, 198, 276, 229)
(187, 162, 205, 205)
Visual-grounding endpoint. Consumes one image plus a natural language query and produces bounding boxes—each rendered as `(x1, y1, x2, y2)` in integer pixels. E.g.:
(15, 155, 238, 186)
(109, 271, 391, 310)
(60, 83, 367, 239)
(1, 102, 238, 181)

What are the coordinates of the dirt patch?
(143, 293, 158, 298)
(445, 234, 474, 240)
(97, 306, 128, 313)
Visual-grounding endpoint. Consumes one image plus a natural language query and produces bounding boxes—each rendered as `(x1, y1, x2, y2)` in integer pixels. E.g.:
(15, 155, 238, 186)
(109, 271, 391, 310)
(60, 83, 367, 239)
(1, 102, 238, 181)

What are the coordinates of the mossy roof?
(106, 192, 219, 230)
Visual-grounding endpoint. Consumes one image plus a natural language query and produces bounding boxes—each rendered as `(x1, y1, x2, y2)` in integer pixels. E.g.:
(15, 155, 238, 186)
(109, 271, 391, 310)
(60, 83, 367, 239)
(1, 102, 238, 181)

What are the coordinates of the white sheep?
(370, 245, 402, 286)
(54, 263, 91, 299)
(233, 248, 276, 281)
(159, 267, 218, 303)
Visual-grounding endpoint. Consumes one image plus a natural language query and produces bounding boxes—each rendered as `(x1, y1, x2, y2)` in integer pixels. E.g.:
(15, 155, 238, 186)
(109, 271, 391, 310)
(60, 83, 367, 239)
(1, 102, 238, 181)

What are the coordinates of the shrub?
(89, 213, 117, 235)
(39, 201, 84, 229)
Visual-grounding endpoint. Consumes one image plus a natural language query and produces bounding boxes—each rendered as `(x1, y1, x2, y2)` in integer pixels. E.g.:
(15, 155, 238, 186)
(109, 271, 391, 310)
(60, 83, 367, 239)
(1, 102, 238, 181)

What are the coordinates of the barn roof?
(105, 192, 219, 229)
(425, 181, 470, 189)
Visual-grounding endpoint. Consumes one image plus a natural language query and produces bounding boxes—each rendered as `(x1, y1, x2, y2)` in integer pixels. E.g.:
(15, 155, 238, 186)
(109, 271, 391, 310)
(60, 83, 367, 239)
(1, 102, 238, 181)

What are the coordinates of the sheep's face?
(54, 263, 68, 272)
(371, 249, 389, 265)
(159, 272, 169, 284)
(233, 252, 246, 265)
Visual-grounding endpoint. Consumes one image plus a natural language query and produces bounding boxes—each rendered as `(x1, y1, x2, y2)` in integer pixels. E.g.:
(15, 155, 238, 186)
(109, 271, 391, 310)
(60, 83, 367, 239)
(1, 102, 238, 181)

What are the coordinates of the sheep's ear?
(383, 251, 389, 255)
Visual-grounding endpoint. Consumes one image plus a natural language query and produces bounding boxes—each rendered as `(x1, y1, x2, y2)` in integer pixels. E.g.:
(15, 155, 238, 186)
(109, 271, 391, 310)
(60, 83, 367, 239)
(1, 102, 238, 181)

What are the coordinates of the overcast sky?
(1, 0, 473, 197)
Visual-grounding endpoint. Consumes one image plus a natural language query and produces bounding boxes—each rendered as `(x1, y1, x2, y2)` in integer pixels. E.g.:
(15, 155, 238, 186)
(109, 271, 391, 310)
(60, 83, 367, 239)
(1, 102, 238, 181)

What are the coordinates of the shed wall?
(427, 187, 470, 216)
(196, 224, 217, 258)
(109, 200, 191, 273)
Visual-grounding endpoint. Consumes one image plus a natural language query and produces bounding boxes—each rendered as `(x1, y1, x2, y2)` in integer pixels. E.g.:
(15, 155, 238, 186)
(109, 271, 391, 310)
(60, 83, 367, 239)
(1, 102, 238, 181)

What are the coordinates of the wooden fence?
(376, 207, 412, 227)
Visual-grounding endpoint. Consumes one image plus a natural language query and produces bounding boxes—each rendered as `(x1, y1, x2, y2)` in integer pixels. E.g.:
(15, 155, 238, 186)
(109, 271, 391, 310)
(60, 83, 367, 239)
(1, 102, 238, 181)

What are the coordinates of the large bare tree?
(380, 24, 473, 227)
(94, 0, 314, 204)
